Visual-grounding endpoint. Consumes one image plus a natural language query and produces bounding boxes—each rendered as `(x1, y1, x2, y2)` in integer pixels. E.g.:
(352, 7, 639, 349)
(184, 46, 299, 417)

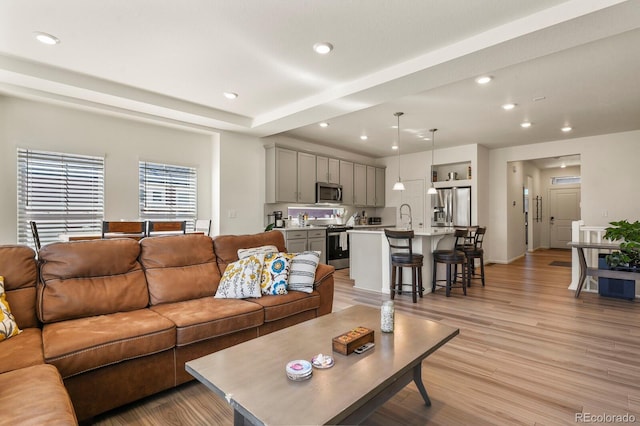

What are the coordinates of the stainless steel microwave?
(316, 182, 343, 204)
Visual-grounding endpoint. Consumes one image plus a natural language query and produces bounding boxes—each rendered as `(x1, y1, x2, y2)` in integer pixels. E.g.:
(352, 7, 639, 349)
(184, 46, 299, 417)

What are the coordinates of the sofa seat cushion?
(0, 327, 44, 374)
(249, 291, 320, 322)
(43, 309, 176, 378)
(0, 364, 77, 425)
(150, 297, 264, 346)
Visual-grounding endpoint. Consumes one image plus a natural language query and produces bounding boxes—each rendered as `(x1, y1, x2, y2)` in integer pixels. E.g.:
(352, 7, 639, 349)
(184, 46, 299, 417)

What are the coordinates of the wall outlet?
(602, 210, 608, 217)
(228, 209, 237, 218)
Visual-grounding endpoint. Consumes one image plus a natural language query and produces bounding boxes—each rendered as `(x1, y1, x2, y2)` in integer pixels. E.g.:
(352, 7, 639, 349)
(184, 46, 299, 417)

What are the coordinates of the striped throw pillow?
(288, 251, 320, 294)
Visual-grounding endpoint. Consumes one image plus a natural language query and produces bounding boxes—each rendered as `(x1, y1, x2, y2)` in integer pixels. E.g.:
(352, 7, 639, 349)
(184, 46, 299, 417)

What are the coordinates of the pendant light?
(427, 128, 438, 195)
(392, 112, 405, 191)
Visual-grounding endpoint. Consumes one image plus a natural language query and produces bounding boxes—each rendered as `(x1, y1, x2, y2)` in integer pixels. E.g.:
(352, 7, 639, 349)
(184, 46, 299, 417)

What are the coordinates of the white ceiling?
(1, 0, 639, 159)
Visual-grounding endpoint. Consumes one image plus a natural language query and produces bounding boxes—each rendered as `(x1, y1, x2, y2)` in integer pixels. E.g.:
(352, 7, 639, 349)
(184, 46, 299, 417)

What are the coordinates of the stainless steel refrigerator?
(431, 186, 472, 227)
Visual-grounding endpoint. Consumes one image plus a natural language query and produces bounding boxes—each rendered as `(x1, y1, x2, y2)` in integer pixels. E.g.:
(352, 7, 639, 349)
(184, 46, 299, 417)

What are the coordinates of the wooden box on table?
(332, 326, 374, 355)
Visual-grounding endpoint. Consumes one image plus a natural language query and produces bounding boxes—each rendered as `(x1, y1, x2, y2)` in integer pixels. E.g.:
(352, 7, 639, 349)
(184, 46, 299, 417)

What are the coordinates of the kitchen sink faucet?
(399, 203, 412, 230)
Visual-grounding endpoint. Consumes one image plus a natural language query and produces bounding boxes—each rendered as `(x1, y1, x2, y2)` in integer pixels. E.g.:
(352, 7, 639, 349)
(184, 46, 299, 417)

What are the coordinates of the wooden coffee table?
(186, 305, 459, 425)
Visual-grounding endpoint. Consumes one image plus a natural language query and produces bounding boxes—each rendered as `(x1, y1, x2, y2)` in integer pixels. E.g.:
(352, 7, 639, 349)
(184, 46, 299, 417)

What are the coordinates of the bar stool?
(432, 230, 468, 297)
(384, 229, 424, 303)
(458, 227, 486, 287)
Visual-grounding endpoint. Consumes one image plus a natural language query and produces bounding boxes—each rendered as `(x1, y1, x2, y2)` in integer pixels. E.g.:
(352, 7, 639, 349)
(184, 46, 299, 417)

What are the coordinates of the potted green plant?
(603, 220, 640, 270)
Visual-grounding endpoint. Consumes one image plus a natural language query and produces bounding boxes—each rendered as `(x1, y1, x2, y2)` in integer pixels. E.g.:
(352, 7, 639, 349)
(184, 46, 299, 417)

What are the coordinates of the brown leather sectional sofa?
(1, 230, 334, 423)
(0, 245, 78, 425)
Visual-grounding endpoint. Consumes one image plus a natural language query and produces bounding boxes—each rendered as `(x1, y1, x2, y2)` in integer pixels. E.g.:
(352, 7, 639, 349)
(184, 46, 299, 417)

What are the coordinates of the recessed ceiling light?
(223, 92, 238, 99)
(475, 76, 492, 85)
(561, 126, 572, 132)
(319, 122, 329, 128)
(560, 162, 567, 168)
(502, 103, 516, 110)
(520, 121, 532, 128)
(33, 31, 60, 45)
(360, 135, 368, 141)
(391, 145, 398, 150)
(313, 42, 333, 55)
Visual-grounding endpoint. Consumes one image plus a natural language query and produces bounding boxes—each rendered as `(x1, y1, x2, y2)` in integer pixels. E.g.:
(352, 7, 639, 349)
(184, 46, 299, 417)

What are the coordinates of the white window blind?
(139, 161, 197, 228)
(17, 148, 105, 248)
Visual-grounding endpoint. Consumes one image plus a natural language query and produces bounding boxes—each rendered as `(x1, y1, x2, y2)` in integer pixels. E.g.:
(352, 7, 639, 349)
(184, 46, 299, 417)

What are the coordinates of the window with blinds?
(139, 161, 197, 228)
(17, 148, 105, 248)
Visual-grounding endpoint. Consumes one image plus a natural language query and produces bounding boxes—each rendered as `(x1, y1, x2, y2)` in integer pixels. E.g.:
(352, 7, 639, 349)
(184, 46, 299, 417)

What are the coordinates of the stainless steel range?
(325, 225, 353, 270)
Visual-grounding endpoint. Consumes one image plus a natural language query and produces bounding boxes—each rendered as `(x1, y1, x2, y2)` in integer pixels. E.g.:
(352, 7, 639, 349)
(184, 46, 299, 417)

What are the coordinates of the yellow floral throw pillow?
(214, 255, 264, 299)
(261, 252, 295, 295)
(1, 276, 22, 342)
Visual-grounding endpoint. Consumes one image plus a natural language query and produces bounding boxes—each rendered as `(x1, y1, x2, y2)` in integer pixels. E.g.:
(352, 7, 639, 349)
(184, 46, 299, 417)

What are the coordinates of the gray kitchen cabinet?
(375, 167, 385, 207)
(316, 156, 340, 184)
(287, 238, 308, 254)
(279, 229, 326, 264)
(366, 166, 376, 206)
(265, 146, 316, 203)
(339, 160, 354, 205)
(297, 152, 317, 203)
(353, 163, 367, 206)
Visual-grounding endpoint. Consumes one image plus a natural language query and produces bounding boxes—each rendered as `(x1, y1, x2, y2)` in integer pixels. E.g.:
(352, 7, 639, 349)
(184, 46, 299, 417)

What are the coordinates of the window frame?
(17, 148, 105, 248)
(138, 161, 197, 229)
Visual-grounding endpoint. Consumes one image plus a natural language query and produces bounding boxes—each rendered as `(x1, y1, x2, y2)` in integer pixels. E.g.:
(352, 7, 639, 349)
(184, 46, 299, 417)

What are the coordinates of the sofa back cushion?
(0, 245, 39, 329)
(139, 234, 220, 305)
(213, 231, 286, 274)
(38, 239, 149, 323)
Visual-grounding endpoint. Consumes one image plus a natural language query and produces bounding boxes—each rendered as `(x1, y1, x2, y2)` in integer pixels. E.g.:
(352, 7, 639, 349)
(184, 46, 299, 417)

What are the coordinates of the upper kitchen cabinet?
(366, 166, 386, 207)
(366, 166, 376, 206)
(375, 167, 385, 207)
(339, 160, 354, 205)
(265, 146, 316, 203)
(316, 156, 340, 184)
(297, 152, 316, 203)
(353, 163, 367, 206)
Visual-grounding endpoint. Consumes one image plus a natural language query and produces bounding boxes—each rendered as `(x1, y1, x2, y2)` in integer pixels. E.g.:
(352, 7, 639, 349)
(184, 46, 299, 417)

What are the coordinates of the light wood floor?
(92, 249, 640, 425)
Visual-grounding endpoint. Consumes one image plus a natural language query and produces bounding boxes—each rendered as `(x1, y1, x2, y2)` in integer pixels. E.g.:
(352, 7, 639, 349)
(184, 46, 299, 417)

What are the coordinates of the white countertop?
(348, 227, 454, 236)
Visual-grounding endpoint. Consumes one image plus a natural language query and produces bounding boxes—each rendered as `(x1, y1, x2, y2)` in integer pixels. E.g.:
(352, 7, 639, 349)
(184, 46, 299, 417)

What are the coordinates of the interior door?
(549, 187, 581, 248)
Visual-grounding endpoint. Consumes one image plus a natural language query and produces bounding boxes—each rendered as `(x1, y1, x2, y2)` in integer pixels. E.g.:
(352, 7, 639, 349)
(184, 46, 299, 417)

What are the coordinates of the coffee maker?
(273, 211, 284, 228)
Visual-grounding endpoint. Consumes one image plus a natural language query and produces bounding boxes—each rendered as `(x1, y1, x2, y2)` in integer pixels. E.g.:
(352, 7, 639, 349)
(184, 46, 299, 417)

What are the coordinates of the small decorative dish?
(311, 353, 334, 369)
(286, 360, 313, 381)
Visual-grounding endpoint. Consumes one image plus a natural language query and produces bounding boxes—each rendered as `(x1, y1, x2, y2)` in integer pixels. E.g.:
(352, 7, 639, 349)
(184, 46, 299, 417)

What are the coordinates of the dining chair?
(384, 229, 424, 303)
(146, 220, 187, 236)
(194, 219, 212, 236)
(101, 221, 146, 240)
(29, 221, 42, 251)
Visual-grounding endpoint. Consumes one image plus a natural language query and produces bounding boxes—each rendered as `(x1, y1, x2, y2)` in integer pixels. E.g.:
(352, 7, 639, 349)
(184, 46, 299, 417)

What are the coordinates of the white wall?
(488, 130, 640, 264)
(218, 131, 265, 234)
(382, 143, 483, 228)
(0, 95, 214, 244)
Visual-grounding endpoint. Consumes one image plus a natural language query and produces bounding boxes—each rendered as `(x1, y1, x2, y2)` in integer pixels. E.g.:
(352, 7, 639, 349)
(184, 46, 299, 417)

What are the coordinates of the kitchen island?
(348, 227, 455, 295)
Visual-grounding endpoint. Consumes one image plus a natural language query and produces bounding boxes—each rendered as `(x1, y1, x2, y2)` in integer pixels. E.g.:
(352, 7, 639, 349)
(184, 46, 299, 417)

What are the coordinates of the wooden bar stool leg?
(391, 266, 397, 300)
(480, 254, 485, 286)
(398, 267, 403, 295)
(462, 261, 467, 296)
(432, 259, 437, 293)
(445, 264, 452, 297)
(418, 267, 423, 298)
(412, 267, 417, 303)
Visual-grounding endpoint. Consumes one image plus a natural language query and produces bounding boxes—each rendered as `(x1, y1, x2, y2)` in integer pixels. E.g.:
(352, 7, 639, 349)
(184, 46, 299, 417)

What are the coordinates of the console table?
(568, 242, 638, 298)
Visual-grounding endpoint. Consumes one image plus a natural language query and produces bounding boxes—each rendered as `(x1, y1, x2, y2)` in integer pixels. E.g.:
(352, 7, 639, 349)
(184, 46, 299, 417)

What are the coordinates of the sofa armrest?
(313, 263, 335, 316)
